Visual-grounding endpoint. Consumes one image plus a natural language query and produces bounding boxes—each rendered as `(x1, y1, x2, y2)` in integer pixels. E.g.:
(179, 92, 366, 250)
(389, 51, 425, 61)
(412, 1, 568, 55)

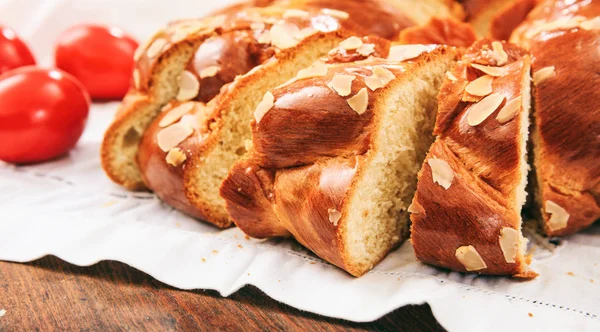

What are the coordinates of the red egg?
(0, 26, 36, 75)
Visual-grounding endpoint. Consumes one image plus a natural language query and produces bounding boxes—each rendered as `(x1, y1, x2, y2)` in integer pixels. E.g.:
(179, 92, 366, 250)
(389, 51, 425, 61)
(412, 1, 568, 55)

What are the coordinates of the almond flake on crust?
(465, 75, 493, 97)
(283, 9, 310, 19)
(496, 97, 521, 124)
(427, 158, 454, 190)
(146, 38, 168, 58)
(270, 23, 301, 49)
(296, 60, 328, 80)
(581, 17, 600, 30)
(445, 71, 458, 82)
(491, 41, 508, 66)
(364, 66, 395, 91)
(347, 88, 368, 114)
(133, 69, 141, 89)
(339, 36, 363, 50)
(533, 66, 556, 85)
(257, 30, 271, 44)
(545, 200, 570, 231)
(499, 227, 519, 263)
(159, 102, 196, 128)
(329, 74, 355, 97)
(455, 245, 487, 271)
(157, 122, 194, 152)
(165, 147, 187, 167)
(467, 92, 505, 126)
(388, 44, 429, 62)
(470, 63, 506, 77)
(294, 27, 318, 41)
(356, 43, 376, 56)
(254, 91, 275, 124)
(328, 208, 342, 226)
(321, 8, 350, 20)
(200, 66, 220, 79)
(176, 70, 201, 101)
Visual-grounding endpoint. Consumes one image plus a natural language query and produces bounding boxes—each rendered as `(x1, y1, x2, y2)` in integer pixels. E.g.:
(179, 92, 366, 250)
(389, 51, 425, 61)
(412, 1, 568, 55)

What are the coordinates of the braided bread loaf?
(220, 44, 460, 276)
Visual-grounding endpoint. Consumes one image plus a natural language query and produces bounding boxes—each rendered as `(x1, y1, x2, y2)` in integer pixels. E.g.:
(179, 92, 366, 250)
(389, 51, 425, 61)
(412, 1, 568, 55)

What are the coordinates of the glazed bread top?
(410, 40, 536, 277)
(510, 0, 600, 236)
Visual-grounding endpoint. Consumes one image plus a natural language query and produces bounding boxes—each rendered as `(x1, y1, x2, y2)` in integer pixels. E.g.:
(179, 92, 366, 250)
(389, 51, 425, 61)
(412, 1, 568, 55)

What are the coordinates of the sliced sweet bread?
(510, 0, 600, 236)
(410, 40, 536, 278)
(219, 44, 460, 276)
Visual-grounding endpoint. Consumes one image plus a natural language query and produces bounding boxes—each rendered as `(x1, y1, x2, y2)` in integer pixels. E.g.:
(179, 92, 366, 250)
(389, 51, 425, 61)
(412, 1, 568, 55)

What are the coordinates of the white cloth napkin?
(1, 1, 599, 330)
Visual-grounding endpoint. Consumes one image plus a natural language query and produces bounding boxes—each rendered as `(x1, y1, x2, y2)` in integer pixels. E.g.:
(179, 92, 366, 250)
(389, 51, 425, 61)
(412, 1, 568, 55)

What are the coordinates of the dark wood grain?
(0, 256, 445, 331)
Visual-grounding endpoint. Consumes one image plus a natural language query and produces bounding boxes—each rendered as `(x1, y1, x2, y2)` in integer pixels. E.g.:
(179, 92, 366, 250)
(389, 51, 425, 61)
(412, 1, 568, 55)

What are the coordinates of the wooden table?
(0, 256, 445, 331)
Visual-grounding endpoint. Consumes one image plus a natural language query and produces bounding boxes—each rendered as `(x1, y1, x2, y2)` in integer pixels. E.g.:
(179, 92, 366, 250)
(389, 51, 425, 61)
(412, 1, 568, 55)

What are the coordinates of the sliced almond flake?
(581, 17, 600, 30)
(356, 43, 376, 56)
(470, 63, 506, 77)
(321, 8, 350, 20)
(159, 102, 195, 128)
(329, 74, 355, 97)
(283, 9, 309, 19)
(294, 27, 318, 41)
(496, 97, 522, 124)
(465, 75, 493, 97)
(388, 44, 430, 62)
(254, 91, 275, 124)
(491, 41, 508, 66)
(244, 139, 253, 152)
(499, 227, 519, 263)
(146, 38, 168, 58)
(133, 69, 141, 89)
(176, 70, 200, 101)
(134, 29, 165, 61)
(427, 158, 454, 190)
(200, 66, 220, 79)
(462, 94, 483, 103)
(545, 200, 570, 231)
(347, 88, 368, 114)
(533, 66, 556, 85)
(365, 66, 396, 91)
(296, 60, 328, 80)
(525, 15, 586, 39)
(339, 36, 363, 50)
(467, 92, 505, 126)
(257, 30, 272, 44)
(170, 22, 205, 43)
(165, 147, 187, 167)
(328, 208, 342, 226)
(455, 245, 487, 271)
(407, 202, 420, 214)
(251, 22, 266, 31)
(157, 122, 194, 152)
(446, 71, 458, 82)
(270, 23, 301, 49)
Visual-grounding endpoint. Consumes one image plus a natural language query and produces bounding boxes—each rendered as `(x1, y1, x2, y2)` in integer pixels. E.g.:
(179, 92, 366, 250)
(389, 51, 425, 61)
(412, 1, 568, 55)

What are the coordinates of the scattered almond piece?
(244, 139, 253, 152)
(254, 91, 275, 124)
(428, 158, 454, 190)
(329, 74, 355, 97)
(157, 122, 194, 152)
(497, 97, 522, 124)
(133, 69, 141, 89)
(356, 43, 375, 56)
(581, 17, 600, 30)
(176, 70, 200, 101)
(455, 245, 487, 271)
(446, 71, 458, 82)
(491, 41, 508, 66)
(339, 36, 363, 50)
(159, 102, 196, 128)
(499, 227, 518, 263)
(388, 44, 429, 62)
(328, 208, 342, 226)
(296, 60, 328, 80)
(270, 23, 301, 49)
(365, 66, 396, 91)
(165, 147, 187, 167)
(146, 38, 167, 58)
(465, 75, 493, 97)
(294, 27, 318, 41)
(257, 30, 271, 44)
(283, 9, 309, 19)
(467, 93, 505, 126)
(251, 22, 265, 31)
(471, 63, 506, 77)
(533, 66, 556, 85)
(200, 66, 220, 79)
(321, 8, 350, 20)
(545, 200, 570, 231)
(347, 88, 369, 114)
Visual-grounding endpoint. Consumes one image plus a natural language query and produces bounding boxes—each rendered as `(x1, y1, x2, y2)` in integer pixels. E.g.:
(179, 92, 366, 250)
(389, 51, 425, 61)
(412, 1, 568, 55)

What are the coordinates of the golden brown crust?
(461, 0, 535, 38)
(399, 17, 477, 47)
(220, 46, 459, 276)
(410, 40, 536, 278)
(510, 0, 600, 236)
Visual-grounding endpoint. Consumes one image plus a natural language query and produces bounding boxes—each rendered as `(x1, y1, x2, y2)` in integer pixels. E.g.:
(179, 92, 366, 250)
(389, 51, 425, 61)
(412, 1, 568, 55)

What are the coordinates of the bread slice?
(220, 44, 460, 276)
(510, 1, 600, 236)
(410, 40, 536, 278)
